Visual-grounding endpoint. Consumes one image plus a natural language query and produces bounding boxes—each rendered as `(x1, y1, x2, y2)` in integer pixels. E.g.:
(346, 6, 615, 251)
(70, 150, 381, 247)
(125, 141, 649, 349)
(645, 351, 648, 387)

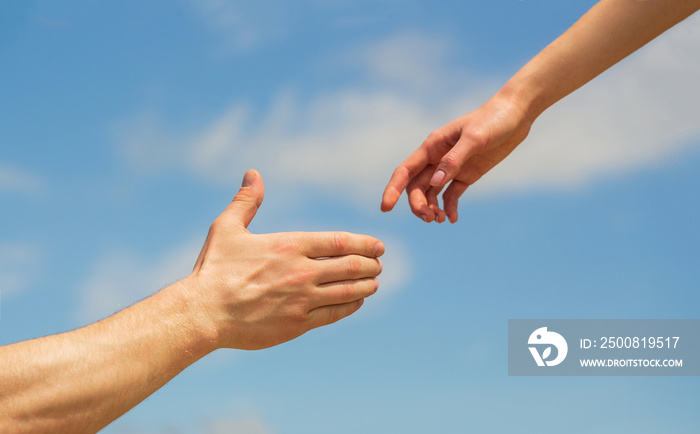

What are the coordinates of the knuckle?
(277, 237, 300, 255)
(442, 193, 462, 213)
(425, 130, 457, 159)
(340, 282, 355, 300)
(463, 129, 489, 151)
(325, 307, 343, 324)
(288, 266, 314, 286)
(332, 232, 349, 253)
(426, 190, 439, 203)
(294, 307, 311, 323)
(442, 188, 457, 202)
(425, 130, 440, 141)
(408, 200, 425, 214)
(346, 255, 362, 273)
(209, 217, 224, 233)
(440, 152, 460, 170)
(394, 164, 409, 178)
(398, 164, 417, 180)
(233, 192, 255, 206)
(426, 129, 449, 145)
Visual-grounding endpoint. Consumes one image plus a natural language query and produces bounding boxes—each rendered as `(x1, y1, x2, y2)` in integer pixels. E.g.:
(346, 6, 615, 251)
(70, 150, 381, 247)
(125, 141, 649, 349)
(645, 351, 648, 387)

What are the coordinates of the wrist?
(495, 73, 549, 125)
(163, 278, 223, 355)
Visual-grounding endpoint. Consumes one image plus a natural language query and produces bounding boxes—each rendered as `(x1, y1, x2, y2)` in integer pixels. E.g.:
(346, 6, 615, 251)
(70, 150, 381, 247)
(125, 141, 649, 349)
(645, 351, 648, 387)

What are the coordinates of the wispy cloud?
(116, 14, 700, 204)
(76, 240, 200, 324)
(360, 235, 410, 313)
(347, 31, 455, 93)
(115, 30, 489, 201)
(188, 0, 291, 52)
(111, 414, 275, 434)
(0, 164, 44, 196)
(0, 242, 42, 297)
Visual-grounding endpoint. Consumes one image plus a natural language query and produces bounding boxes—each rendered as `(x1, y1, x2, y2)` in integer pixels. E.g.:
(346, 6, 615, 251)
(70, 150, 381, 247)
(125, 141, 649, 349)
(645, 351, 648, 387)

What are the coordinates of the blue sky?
(2, 1, 700, 433)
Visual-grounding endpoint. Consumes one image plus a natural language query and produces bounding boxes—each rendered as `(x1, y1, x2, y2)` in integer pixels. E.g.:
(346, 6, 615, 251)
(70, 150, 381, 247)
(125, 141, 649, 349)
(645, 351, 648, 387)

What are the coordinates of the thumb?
(429, 136, 479, 188)
(224, 169, 265, 229)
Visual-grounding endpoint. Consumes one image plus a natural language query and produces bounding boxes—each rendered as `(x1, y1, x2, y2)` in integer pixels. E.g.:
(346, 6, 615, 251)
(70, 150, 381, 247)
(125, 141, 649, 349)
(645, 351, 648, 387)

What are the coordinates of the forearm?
(501, 0, 700, 120)
(0, 279, 217, 434)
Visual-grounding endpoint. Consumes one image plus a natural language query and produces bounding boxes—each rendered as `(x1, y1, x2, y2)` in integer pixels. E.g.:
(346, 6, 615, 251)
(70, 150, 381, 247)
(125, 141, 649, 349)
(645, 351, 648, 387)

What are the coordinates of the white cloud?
(349, 31, 454, 93)
(111, 414, 275, 434)
(77, 240, 200, 324)
(116, 14, 700, 205)
(114, 29, 490, 200)
(0, 164, 44, 195)
(366, 235, 410, 309)
(114, 112, 189, 172)
(189, 0, 290, 52)
(0, 242, 42, 297)
(117, 87, 489, 205)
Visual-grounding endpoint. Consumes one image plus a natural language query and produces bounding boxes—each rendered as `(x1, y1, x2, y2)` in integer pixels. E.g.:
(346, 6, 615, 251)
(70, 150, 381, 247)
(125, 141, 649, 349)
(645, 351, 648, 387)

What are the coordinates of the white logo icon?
(528, 327, 568, 367)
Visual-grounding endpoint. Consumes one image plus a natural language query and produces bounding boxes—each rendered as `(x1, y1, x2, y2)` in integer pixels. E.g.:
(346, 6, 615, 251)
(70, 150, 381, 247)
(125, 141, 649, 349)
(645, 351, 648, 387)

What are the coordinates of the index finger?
(295, 231, 385, 259)
(381, 146, 430, 212)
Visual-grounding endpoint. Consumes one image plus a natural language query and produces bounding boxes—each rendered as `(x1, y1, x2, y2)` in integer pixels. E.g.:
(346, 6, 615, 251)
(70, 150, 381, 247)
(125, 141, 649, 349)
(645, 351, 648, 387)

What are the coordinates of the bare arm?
(0, 170, 385, 433)
(509, 0, 700, 120)
(381, 0, 700, 223)
(0, 284, 214, 433)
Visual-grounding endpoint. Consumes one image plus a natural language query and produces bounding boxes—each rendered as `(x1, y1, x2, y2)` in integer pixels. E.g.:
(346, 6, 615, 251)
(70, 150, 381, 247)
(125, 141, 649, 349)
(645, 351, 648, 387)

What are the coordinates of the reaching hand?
(186, 169, 385, 350)
(381, 96, 532, 223)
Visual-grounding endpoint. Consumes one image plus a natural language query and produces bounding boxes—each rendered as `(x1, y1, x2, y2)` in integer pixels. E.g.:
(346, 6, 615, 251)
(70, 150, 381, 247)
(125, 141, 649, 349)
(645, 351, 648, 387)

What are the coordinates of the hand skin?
(0, 170, 384, 434)
(381, 0, 700, 224)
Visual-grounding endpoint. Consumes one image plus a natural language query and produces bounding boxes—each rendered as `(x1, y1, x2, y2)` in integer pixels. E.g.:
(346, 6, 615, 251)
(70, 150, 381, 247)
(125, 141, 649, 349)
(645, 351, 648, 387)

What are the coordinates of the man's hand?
(0, 169, 384, 433)
(184, 169, 385, 350)
(381, 95, 532, 224)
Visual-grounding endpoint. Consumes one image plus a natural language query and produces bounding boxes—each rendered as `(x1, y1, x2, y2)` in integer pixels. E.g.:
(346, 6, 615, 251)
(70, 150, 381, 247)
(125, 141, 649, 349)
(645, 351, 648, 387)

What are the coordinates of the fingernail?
(430, 170, 446, 186)
(419, 214, 427, 222)
(374, 242, 385, 257)
(242, 170, 256, 187)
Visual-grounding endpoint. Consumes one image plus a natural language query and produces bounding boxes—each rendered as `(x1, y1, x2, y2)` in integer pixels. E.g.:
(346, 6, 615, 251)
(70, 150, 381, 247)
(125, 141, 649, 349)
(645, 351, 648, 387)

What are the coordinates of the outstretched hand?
(185, 169, 385, 350)
(381, 96, 532, 223)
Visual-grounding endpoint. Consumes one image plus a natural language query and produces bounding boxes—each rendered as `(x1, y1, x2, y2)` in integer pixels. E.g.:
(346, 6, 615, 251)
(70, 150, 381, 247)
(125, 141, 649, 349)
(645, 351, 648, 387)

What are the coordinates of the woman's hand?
(381, 95, 532, 223)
